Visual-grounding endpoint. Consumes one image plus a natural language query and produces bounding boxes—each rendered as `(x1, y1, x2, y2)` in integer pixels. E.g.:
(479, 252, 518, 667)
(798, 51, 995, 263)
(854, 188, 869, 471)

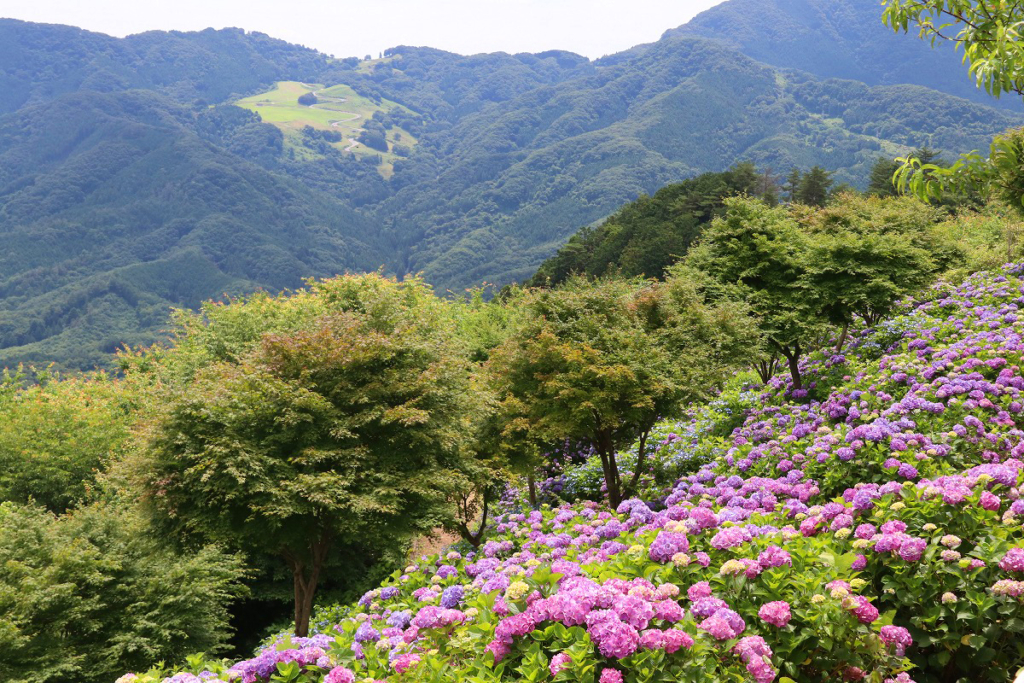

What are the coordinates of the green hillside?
(234, 81, 419, 177)
(1, 13, 1023, 369)
(372, 36, 1024, 290)
(0, 90, 382, 370)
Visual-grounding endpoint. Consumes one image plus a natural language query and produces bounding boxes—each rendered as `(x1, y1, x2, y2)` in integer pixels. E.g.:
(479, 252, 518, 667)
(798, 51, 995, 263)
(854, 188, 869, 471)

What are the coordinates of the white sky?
(0, 0, 722, 59)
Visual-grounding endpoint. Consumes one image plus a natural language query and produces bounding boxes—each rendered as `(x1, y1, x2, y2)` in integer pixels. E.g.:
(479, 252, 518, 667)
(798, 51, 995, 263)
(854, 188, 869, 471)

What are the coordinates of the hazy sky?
(0, 0, 722, 59)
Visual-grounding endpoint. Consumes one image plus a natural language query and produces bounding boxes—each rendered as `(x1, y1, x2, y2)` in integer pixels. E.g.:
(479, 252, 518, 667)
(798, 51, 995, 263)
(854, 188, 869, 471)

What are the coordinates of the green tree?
(783, 168, 803, 202)
(486, 276, 753, 508)
(134, 274, 478, 636)
(796, 194, 939, 349)
(867, 156, 902, 197)
(884, 2, 1024, 211)
(796, 165, 834, 207)
(687, 198, 822, 390)
(0, 501, 244, 683)
(883, 1, 1024, 99)
(0, 371, 133, 513)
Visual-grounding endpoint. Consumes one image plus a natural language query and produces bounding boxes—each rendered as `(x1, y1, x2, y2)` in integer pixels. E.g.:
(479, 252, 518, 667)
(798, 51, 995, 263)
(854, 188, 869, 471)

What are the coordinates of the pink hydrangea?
(879, 625, 913, 656)
(758, 601, 792, 627)
(687, 581, 713, 601)
(599, 669, 624, 683)
(486, 640, 510, 663)
(639, 629, 666, 650)
(999, 548, 1024, 572)
(734, 636, 775, 683)
(549, 652, 571, 676)
(980, 491, 1002, 511)
(758, 546, 792, 569)
(662, 628, 694, 653)
(849, 596, 879, 624)
(392, 653, 421, 673)
(324, 667, 355, 683)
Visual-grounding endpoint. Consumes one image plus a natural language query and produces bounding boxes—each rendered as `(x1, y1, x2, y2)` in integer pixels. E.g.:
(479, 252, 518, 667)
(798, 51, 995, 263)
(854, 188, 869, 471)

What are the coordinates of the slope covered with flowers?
(121, 265, 1024, 683)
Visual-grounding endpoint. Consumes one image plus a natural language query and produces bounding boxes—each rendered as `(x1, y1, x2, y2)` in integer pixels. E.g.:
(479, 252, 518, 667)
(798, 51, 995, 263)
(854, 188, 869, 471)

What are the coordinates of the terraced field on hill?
(234, 81, 418, 177)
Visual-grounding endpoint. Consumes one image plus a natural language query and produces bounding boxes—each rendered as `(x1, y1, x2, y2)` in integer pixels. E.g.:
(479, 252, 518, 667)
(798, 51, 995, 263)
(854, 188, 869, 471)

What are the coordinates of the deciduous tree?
(486, 276, 753, 508)
(135, 274, 478, 636)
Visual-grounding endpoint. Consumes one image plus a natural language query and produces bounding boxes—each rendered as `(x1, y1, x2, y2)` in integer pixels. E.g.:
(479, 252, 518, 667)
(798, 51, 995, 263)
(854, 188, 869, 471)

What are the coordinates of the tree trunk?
(779, 343, 802, 391)
(458, 489, 489, 548)
(623, 426, 652, 501)
(755, 355, 779, 384)
(835, 322, 849, 354)
(598, 432, 622, 509)
(284, 535, 331, 637)
(527, 472, 537, 508)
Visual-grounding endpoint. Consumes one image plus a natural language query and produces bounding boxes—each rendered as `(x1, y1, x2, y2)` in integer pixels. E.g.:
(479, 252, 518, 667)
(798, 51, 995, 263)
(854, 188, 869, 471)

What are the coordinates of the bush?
(0, 502, 245, 683)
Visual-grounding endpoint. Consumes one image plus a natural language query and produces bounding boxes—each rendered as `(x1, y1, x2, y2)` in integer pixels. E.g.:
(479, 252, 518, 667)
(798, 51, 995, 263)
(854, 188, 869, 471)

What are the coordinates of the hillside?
(376, 36, 1024, 289)
(2, 10, 1024, 368)
(123, 262, 1024, 683)
(0, 89, 381, 370)
(0, 19, 329, 113)
(665, 0, 1020, 110)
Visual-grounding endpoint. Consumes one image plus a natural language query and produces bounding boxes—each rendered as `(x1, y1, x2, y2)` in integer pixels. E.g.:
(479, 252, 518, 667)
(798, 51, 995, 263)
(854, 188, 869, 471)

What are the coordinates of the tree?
(486, 276, 753, 508)
(783, 168, 803, 202)
(795, 194, 939, 349)
(134, 274, 478, 636)
(0, 370, 133, 513)
(883, 2, 1024, 210)
(883, 1, 1024, 99)
(297, 92, 317, 106)
(867, 156, 902, 197)
(687, 198, 822, 391)
(796, 165, 833, 206)
(0, 501, 244, 683)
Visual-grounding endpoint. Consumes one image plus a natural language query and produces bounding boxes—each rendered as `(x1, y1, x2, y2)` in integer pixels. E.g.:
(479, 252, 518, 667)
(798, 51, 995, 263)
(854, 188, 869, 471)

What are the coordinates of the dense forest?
(1, 0, 1023, 369)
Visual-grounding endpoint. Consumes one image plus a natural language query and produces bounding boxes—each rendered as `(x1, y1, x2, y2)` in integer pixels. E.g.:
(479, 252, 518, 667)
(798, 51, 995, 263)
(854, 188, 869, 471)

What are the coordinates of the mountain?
(371, 35, 1023, 289)
(1, 6, 1022, 369)
(0, 89, 380, 370)
(0, 20, 330, 113)
(665, 0, 1021, 110)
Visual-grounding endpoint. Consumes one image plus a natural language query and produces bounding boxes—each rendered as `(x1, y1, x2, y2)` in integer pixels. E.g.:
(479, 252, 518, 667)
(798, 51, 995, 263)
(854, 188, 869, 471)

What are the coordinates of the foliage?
(686, 198, 822, 390)
(896, 127, 1024, 215)
(528, 164, 768, 287)
(688, 196, 954, 388)
(882, 1, 1024, 100)
(132, 273, 480, 636)
(0, 501, 245, 683)
(127, 263, 1024, 683)
(882, 2, 1024, 214)
(0, 369, 133, 512)
(794, 166, 833, 207)
(485, 275, 755, 508)
(1, 18, 1023, 369)
(795, 194, 941, 328)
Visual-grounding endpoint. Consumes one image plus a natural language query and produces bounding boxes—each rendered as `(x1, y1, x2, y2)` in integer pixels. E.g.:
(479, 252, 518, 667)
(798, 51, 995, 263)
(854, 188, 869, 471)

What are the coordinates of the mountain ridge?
(1, 5, 1022, 368)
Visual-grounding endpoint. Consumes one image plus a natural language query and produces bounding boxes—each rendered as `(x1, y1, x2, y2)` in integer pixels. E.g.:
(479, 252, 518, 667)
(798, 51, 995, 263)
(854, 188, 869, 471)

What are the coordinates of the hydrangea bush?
(119, 265, 1024, 683)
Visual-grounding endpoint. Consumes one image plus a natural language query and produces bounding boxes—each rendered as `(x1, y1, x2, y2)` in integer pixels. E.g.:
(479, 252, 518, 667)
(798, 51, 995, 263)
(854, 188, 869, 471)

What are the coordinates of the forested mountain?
(375, 36, 1023, 289)
(0, 20, 329, 113)
(0, 89, 380, 369)
(1, 4, 1022, 369)
(665, 0, 1019, 109)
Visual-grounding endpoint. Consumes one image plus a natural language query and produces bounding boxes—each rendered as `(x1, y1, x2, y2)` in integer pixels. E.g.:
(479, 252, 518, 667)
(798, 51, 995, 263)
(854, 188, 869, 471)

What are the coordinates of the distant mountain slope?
(0, 19, 329, 114)
(0, 12, 1022, 369)
(665, 0, 1021, 110)
(375, 36, 1024, 290)
(0, 90, 381, 370)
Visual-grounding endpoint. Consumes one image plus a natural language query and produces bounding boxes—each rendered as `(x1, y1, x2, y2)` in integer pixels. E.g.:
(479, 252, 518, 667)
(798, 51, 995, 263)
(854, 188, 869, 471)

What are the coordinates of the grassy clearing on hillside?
(234, 81, 418, 177)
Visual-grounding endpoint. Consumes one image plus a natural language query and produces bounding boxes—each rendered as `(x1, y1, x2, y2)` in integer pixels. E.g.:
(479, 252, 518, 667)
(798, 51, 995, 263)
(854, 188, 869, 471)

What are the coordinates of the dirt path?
(302, 89, 365, 152)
